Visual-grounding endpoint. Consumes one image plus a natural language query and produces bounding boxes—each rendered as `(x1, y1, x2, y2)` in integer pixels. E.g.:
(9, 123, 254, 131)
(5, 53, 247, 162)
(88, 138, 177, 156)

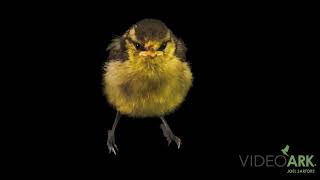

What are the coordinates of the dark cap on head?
(133, 19, 169, 42)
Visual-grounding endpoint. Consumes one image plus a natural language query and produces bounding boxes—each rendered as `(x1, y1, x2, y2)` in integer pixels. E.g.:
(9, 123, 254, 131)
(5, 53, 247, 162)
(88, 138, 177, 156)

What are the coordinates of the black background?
(13, 2, 319, 178)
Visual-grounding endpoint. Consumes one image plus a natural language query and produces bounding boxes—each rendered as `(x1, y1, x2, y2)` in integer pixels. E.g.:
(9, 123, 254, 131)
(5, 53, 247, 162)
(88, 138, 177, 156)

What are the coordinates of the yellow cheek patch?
(165, 41, 175, 55)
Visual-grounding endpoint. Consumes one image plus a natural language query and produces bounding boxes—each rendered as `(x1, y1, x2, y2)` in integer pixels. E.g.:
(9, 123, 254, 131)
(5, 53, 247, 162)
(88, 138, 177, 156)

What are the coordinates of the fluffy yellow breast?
(103, 57, 192, 117)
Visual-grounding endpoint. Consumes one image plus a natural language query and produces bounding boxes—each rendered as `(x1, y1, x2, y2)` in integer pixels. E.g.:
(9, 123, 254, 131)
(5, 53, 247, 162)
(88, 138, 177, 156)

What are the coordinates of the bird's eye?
(158, 42, 167, 51)
(133, 42, 144, 51)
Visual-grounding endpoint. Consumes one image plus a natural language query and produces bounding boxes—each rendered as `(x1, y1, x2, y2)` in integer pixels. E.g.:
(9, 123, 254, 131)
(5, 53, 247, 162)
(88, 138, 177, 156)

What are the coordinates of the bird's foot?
(107, 130, 118, 155)
(160, 124, 182, 149)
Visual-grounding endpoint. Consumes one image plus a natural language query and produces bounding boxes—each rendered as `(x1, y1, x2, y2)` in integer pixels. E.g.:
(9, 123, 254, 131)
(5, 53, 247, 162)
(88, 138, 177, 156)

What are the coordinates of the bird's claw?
(107, 130, 118, 155)
(161, 124, 182, 149)
(175, 137, 182, 149)
(171, 135, 182, 149)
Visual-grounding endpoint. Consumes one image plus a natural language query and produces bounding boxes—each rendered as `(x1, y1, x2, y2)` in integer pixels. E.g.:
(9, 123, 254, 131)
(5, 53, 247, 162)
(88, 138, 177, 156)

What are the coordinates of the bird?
(103, 19, 193, 155)
(281, 144, 289, 157)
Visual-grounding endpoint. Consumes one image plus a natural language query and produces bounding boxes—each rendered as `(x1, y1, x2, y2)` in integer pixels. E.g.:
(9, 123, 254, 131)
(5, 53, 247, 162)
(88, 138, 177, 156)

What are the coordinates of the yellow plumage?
(104, 42, 192, 117)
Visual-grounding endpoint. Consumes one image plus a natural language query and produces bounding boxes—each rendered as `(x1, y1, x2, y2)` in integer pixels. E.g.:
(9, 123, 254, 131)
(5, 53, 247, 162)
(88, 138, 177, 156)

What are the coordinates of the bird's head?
(123, 19, 178, 63)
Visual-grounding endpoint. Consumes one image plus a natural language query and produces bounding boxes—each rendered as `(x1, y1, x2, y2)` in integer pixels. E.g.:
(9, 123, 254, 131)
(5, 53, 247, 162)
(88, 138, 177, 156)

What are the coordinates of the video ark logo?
(239, 145, 317, 174)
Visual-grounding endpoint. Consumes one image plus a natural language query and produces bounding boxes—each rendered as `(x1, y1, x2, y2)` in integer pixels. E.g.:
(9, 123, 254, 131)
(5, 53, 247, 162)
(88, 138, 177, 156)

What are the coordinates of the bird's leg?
(107, 111, 121, 155)
(160, 117, 181, 149)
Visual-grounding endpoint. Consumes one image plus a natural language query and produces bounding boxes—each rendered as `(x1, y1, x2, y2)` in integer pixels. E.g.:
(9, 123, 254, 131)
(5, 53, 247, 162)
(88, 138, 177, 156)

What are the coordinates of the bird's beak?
(138, 41, 161, 58)
(139, 50, 157, 58)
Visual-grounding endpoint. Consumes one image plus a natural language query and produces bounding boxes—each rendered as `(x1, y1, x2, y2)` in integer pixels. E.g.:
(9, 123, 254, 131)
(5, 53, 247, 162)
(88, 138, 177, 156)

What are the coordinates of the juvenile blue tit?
(103, 19, 193, 155)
